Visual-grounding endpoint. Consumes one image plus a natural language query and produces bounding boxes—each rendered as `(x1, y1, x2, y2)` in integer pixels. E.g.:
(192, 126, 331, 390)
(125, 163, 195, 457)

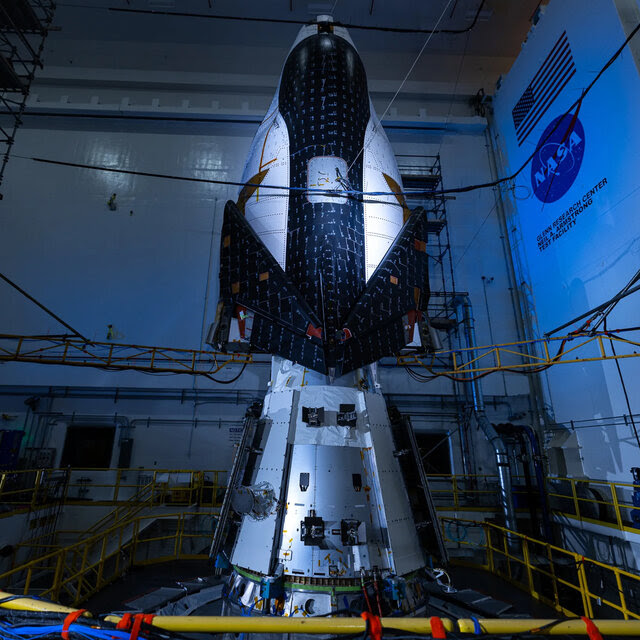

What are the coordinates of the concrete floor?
(83, 559, 212, 613)
(448, 565, 556, 617)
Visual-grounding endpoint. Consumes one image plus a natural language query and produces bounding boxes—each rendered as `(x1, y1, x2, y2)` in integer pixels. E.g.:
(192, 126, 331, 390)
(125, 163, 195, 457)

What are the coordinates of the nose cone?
(288, 15, 357, 54)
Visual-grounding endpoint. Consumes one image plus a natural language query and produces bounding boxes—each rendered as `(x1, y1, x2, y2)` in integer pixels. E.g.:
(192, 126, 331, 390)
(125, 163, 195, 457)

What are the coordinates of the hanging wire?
(604, 318, 640, 449)
(103, 2, 487, 36)
(347, 0, 455, 174)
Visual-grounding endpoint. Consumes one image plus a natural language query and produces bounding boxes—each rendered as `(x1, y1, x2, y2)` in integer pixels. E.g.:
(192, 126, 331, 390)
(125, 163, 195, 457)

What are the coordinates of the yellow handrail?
(4, 469, 639, 547)
(427, 473, 640, 533)
(443, 517, 640, 620)
(0, 509, 217, 605)
(0, 467, 228, 519)
(3, 509, 640, 625)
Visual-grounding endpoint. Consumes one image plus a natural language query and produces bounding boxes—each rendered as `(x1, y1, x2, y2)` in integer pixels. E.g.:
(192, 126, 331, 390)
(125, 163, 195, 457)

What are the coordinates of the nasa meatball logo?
(531, 113, 585, 203)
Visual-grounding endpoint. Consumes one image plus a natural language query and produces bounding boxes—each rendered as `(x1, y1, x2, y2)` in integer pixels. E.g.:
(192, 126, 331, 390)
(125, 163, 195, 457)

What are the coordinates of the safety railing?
(427, 473, 528, 511)
(5, 469, 637, 537)
(4, 513, 640, 630)
(0, 467, 228, 517)
(427, 473, 640, 533)
(442, 517, 640, 620)
(78, 480, 156, 538)
(546, 476, 638, 533)
(11, 482, 159, 559)
(0, 509, 216, 606)
(0, 469, 69, 515)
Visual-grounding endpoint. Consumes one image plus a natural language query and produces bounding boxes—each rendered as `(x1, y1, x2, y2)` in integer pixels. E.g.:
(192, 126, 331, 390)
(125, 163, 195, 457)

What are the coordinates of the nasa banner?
(493, 0, 640, 335)
(492, 0, 640, 444)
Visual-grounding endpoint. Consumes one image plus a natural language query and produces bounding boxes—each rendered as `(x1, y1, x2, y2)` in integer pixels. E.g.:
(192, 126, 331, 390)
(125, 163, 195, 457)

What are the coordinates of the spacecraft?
(210, 18, 431, 377)
(209, 16, 445, 618)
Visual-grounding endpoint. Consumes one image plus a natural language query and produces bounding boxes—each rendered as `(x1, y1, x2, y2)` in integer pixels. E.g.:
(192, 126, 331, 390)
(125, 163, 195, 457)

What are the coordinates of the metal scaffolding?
(400, 328, 640, 377)
(2, 329, 639, 379)
(0, 334, 255, 379)
(0, 0, 55, 192)
(397, 154, 457, 328)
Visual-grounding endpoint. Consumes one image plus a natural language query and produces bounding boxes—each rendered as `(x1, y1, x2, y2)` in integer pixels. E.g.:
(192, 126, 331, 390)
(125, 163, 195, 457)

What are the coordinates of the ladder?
(389, 408, 448, 565)
(209, 401, 263, 565)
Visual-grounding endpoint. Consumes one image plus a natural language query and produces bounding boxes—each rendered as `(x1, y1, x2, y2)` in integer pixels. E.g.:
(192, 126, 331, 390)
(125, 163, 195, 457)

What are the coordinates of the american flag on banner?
(512, 31, 576, 146)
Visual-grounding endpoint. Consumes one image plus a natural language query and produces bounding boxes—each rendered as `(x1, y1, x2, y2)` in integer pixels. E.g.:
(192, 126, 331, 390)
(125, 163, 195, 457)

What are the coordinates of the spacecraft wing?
(341, 206, 429, 372)
(219, 200, 326, 369)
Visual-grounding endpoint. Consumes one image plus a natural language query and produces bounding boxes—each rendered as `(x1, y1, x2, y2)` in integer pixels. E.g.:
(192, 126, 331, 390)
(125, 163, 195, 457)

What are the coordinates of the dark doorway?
(415, 432, 452, 475)
(60, 426, 115, 468)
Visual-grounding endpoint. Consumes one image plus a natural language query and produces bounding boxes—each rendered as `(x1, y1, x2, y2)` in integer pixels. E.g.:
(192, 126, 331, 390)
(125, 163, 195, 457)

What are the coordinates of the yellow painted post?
(174, 513, 183, 558)
(576, 555, 594, 618)
(0, 472, 6, 500)
(615, 569, 629, 620)
(546, 545, 561, 611)
(486, 526, 494, 573)
(522, 538, 536, 598)
(610, 482, 624, 531)
(570, 479, 580, 519)
(23, 567, 32, 595)
(74, 544, 90, 605)
(51, 553, 64, 603)
(96, 534, 108, 592)
(452, 476, 459, 510)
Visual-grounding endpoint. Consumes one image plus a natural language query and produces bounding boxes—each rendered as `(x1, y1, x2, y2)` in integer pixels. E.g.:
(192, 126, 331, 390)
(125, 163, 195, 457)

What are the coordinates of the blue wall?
(493, 0, 640, 479)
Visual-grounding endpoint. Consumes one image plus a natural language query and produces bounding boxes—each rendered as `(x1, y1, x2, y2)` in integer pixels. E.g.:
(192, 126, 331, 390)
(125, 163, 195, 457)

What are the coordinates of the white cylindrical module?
(224, 358, 431, 617)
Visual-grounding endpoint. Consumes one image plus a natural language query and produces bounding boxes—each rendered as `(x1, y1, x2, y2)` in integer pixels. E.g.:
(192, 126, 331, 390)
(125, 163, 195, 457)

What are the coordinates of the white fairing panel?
(362, 102, 405, 281)
(230, 387, 295, 574)
(241, 106, 290, 270)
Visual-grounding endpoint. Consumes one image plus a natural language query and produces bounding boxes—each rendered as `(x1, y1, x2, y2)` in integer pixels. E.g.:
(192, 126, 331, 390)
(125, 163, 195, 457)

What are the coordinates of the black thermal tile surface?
(279, 32, 369, 348)
(219, 201, 325, 371)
